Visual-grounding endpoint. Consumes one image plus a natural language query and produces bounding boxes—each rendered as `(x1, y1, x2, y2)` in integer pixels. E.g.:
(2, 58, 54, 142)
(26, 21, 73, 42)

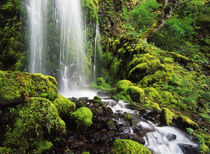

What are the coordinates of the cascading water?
(102, 98, 198, 154)
(55, 0, 86, 95)
(93, 23, 101, 80)
(27, 0, 48, 73)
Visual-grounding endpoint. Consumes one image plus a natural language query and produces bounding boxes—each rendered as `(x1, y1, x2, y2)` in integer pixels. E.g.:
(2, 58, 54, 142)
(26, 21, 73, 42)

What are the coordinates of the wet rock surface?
(45, 97, 199, 154)
(45, 97, 148, 153)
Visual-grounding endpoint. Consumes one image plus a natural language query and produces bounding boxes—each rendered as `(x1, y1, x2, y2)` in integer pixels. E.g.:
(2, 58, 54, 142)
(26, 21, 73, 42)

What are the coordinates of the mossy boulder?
(175, 115, 198, 129)
(161, 108, 176, 125)
(71, 107, 93, 129)
(128, 53, 161, 82)
(53, 94, 76, 118)
(127, 86, 145, 103)
(0, 147, 13, 153)
(112, 139, 151, 154)
(116, 80, 133, 91)
(91, 77, 111, 90)
(2, 97, 65, 153)
(0, 71, 58, 106)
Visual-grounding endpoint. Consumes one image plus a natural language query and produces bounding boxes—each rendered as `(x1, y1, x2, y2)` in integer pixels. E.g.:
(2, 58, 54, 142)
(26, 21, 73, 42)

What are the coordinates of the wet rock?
(179, 144, 198, 154)
(129, 134, 145, 145)
(106, 120, 117, 131)
(166, 133, 177, 141)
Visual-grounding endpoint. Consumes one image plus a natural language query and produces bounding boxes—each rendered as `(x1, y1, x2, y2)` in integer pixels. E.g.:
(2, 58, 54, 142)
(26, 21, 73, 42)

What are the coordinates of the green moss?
(81, 0, 98, 22)
(32, 141, 53, 154)
(53, 94, 76, 118)
(176, 115, 198, 129)
(161, 108, 176, 125)
(0, 71, 58, 106)
(91, 77, 111, 90)
(71, 107, 93, 129)
(124, 113, 132, 120)
(2, 97, 65, 153)
(127, 86, 145, 103)
(82, 152, 90, 154)
(0, 147, 13, 154)
(187, 128, 210, 153)
(116, 80, 133, 91)
(143, 99, 161, 111)
(106, 120, 117, 131)
(112, 139, 151, 154)
(128, 53, 161, 82)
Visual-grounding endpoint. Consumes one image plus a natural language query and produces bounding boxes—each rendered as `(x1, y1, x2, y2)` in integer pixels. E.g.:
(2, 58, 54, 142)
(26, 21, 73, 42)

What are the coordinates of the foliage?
(91, 77, 111, 90)
(121, 0, 160, 35)
(187, 128, 209, 153)
(0, 0, 25, 71)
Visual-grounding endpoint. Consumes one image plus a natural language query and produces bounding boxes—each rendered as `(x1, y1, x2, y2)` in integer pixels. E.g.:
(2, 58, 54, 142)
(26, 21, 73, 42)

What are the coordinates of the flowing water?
(55, 0, 86, 94)
(27, 0, 48, 73)
(27, 0, 87, 94)
(93, 23, 101, 80)
(102, 98, 198, 154)
(26, 1, 198, 153)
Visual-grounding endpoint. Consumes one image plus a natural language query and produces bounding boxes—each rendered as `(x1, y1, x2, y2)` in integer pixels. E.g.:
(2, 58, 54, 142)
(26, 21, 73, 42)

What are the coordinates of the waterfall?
(27, 0, 87, 95)
(27, 0, 48, 74)
(55, 0, 86, 95)
(93, 23, 100, 80)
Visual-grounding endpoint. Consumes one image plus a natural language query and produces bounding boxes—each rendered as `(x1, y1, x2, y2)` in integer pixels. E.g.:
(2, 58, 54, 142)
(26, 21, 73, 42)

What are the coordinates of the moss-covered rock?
(71, 107, 93, 129)
(91, 77, 111, 90)
(0, 147, 13, 154)
(2, 97, 65, 153)
(53, 94, 76, 118)
(116, 80, 133, 91)
(0, 71, 58, 106)
(112, 139, 151, 154)
(127, 86, 145, 103)
(161, 108, 176, 125)
(175, 115, 198, 129)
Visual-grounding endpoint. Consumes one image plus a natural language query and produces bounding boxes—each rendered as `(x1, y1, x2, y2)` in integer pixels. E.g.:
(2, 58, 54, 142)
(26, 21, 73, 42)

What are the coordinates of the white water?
(61, 89, 97, 99)
(27, 0, 48, 73)
(93, 23, 101, 80)
(55, 0, 86, 94)
(103, 99, 198, 154)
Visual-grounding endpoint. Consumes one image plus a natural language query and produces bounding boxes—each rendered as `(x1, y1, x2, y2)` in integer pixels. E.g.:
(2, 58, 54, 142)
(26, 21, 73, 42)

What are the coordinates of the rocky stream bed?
(46, 91, 199, 154)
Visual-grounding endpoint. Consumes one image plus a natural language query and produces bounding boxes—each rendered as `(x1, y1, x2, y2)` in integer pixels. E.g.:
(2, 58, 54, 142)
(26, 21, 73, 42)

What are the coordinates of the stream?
(64, 90, 199, 154)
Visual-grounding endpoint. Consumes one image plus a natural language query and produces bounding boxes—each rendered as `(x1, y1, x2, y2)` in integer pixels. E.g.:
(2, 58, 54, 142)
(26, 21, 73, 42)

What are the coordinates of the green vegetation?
(0, 0, 25, 71)
(71, 107, 93, 129)
(53, 94, 76, 118)
(0, 71, 58, 105)
(91, 77, 111, 90)
(187, 128, 209, 153)
(2, 97, 65, 153)
(112, 139, 151, 154)
(0, 0, 209, 153)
